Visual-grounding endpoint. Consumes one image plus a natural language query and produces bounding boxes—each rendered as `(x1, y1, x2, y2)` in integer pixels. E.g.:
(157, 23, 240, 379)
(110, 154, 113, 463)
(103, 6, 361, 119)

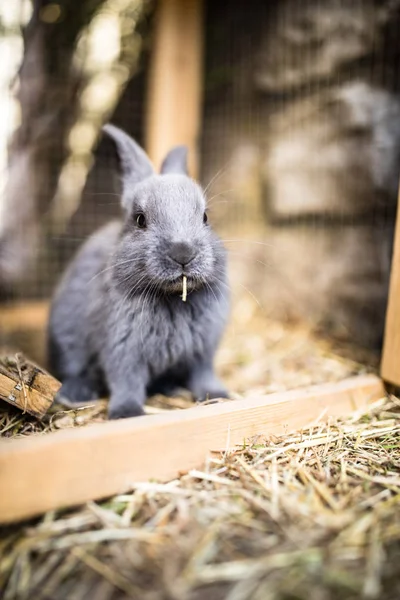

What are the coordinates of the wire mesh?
(1, 0, 399, 353)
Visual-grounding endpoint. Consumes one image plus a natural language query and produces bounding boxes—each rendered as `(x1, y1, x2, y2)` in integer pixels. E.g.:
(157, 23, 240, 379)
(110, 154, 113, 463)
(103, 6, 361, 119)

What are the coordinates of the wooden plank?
(0, 374, 384, 524)
(145, 0, 204, 178)
(0, 354, 60, 418)
(0, 301, 49, 333)
(381, 193, 400, 386)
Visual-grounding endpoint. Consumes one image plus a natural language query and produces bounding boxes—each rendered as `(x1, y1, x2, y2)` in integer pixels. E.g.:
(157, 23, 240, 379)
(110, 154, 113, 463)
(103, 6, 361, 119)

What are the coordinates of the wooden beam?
(145, 0, 204, 178)
(0, 374, 384, 524)
(0, 301, 48, 333)
(381, 191, 400, 386)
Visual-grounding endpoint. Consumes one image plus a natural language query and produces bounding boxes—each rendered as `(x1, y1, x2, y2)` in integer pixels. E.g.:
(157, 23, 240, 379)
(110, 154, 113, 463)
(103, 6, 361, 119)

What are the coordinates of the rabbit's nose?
(168, 242, 196, 266)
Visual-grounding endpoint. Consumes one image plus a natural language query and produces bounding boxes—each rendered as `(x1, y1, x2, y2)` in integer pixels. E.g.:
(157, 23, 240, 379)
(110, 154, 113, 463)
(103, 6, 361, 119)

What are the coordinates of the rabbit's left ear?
(160, 146, 189, 175)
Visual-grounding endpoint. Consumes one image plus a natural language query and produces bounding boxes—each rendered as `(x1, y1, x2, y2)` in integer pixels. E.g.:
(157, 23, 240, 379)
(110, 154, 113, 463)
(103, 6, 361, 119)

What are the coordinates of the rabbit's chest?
(162, 304, 207, 354)
(147, 299, 216, 371)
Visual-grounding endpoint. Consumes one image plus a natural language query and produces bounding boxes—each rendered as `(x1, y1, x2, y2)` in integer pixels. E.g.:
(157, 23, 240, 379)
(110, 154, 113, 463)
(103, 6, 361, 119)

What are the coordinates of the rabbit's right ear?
(103, 124, 154, 188)
(160, 146, 189, 175)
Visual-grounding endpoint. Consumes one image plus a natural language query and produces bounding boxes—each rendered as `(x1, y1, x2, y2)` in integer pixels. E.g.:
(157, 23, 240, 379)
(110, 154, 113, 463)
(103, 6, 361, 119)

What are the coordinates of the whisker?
(202, 163, 231, 195)
(206, 189, 236, 206)
(50, 236, 87, 242)
(237, 282, 262, 307)
(225, 250, 272, 269)
(85, 192, 122, 198)
(221, 239, 274, 248)
(210, 273, 261, 308)
(86, 258, 139, 285)
(203, 279, 219, 305)
(116, 270, 149, 297)
(207, 199, 239, 211)
(209, 278, 228, 306)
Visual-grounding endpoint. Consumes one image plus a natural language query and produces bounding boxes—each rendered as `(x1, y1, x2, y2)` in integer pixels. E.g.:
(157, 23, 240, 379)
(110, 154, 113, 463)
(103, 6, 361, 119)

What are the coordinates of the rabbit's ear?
(160, 146, 189, 175)
(103, 124, 154, 186)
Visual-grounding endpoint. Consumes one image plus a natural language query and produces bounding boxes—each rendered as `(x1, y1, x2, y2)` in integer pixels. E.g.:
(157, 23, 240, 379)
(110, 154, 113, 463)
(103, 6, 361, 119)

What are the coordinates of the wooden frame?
(0, 375, 384, 524)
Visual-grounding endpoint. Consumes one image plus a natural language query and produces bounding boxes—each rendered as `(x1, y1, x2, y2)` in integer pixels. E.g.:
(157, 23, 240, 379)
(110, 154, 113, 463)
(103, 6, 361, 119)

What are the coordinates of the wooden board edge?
(0, 301, 49, 333)
(0, 374, 385, 524)
(381, 188, 400, 386)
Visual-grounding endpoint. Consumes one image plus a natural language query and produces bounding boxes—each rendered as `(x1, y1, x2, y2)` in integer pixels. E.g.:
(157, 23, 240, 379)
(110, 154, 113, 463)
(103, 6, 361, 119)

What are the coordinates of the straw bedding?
(0, 394, 399, 599)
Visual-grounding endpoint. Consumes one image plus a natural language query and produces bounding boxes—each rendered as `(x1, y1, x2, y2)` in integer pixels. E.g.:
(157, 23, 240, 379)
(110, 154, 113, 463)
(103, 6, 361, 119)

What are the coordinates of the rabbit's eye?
(135, 213, 146, 228)
(203, 212, 208, 225)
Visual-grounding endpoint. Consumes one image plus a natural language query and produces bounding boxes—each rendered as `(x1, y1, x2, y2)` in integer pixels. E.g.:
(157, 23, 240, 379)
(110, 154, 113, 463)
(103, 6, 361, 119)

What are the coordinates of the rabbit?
(48, 124, 230, 419)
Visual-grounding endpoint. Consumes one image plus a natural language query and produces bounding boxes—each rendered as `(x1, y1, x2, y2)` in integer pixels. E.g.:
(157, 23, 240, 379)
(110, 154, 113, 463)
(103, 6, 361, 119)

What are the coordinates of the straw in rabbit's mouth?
(181, 275, 187, 302)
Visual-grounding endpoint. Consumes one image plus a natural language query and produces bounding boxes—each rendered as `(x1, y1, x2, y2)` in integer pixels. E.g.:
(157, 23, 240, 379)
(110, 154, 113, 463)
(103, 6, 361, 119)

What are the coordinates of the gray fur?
(48, 125, 229, 419)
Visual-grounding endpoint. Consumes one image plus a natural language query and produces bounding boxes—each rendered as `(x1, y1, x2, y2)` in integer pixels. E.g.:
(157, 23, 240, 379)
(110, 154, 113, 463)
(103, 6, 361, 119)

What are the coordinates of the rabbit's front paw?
(195, 386, 230, 402)
(108, 395, 145, 419)
(187, 368, 229, 403)
(57, 377, 100, 404)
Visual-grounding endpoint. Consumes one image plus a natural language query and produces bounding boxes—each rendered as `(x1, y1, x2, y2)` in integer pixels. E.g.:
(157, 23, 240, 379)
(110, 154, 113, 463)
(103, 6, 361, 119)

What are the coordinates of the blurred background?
(0, 0, 399, 384)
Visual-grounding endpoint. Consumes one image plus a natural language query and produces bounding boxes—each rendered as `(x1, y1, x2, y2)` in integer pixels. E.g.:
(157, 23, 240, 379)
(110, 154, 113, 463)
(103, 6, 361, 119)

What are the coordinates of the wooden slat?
(381, 193, 400, 386)
(0, 374, 384, 524)
(145, 0, 204, 177)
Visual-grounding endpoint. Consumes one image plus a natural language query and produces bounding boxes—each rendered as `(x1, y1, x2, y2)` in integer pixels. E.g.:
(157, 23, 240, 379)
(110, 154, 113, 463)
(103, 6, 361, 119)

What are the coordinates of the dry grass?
(0, 395, 399, 599)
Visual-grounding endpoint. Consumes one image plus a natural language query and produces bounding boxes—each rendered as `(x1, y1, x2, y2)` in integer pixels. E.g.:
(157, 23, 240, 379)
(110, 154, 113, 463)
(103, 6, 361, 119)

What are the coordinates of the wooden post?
(145, 0, 204, 178)
(381, 192, 400, 386)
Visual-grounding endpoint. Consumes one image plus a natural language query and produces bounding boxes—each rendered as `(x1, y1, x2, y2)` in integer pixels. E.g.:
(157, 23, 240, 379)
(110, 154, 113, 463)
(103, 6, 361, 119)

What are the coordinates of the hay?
(182, 275, 188, 302)
(1, 394, 399, 599)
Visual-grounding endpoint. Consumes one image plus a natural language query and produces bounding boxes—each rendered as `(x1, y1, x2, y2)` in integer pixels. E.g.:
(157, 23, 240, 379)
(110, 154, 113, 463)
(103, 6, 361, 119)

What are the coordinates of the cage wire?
(0, 0, 151, 300)
(1, 0, 400, 355)
(201, 0, 400, 351)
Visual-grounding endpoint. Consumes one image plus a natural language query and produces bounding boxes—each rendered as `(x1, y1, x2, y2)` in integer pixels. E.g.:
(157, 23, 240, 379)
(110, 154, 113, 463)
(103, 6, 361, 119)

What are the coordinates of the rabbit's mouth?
(162, 275, 201, 295)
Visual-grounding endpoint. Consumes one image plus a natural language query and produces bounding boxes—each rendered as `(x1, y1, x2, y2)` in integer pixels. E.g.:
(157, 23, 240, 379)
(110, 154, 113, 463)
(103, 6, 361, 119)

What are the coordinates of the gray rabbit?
(48, 124, 229, 419)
